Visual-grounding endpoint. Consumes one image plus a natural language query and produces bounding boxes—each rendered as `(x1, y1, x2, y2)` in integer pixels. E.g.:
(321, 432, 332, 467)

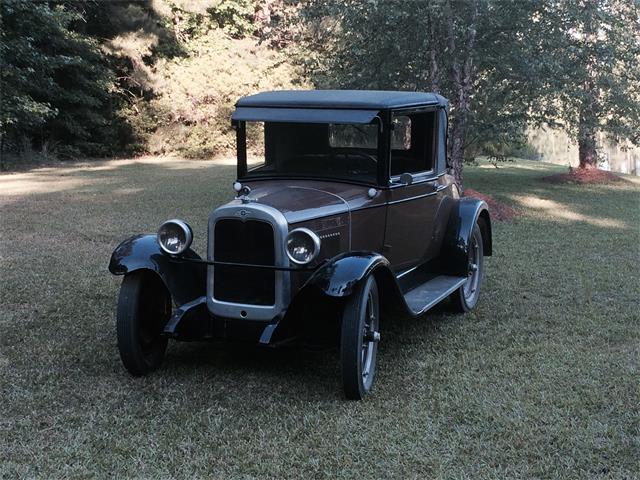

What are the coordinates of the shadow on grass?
(165, 340, 341, 398)
(146, 301, 459, 402)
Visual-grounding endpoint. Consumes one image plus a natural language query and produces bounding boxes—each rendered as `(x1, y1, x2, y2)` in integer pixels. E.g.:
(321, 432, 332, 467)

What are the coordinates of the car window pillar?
(235, 120, 247, 178)
(437, 108, 448, 174)
(377, 110, 391, 187)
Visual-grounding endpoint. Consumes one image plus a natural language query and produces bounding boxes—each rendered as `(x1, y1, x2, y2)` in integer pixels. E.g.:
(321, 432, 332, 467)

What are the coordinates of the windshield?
(242, 121, 380, 183)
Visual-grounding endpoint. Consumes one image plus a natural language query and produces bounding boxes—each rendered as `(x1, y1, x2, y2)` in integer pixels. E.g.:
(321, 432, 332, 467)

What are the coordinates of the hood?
(247, 184, 349, 224)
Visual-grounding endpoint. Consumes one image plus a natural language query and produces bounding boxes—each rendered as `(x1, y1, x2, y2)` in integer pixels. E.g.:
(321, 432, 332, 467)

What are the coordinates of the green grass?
(1, 158, 638, 479)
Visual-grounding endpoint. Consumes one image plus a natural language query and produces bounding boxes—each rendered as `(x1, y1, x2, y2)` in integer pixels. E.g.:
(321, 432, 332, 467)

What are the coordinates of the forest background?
(1, 0, 638, 179)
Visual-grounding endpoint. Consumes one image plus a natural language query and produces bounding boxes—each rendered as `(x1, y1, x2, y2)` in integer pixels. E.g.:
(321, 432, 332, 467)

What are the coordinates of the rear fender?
(439, 197, 492, 276)
(108, 234, 206, 307)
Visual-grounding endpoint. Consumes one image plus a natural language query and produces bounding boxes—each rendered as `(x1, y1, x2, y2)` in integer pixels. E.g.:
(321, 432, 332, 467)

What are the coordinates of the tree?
(297, 0, 545, 186)
(537, 0, 640, 169)
(0, 1, 59, 155)
(297, 0, 640, 180)
(0, 0, 123, 159)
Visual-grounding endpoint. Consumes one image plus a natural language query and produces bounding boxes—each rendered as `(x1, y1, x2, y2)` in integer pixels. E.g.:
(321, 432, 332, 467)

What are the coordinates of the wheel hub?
(463, 231, 482, 301)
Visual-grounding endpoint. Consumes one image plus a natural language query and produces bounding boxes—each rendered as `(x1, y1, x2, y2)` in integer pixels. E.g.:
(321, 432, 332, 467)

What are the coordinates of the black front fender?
(108, 234, 206, 307)
(303, 252, 392, 297)
(294, 251, 414, 322)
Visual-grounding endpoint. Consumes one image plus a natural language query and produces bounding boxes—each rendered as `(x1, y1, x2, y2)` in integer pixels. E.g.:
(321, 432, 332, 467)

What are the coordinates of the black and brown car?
(109, 90, 492, 399)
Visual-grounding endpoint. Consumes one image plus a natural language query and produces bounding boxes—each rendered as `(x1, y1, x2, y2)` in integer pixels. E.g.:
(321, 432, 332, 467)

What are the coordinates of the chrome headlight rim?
(157, 218, 193, 256)
(285, 227, 321, 265)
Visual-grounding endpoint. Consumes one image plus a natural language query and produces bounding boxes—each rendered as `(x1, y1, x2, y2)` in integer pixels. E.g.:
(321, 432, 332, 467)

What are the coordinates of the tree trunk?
(445, 0, 477, 189)
(425, 8, 440, 93)
(0, 132, 5, 171)
(576, 3, 599, 170)
(578, 120, 598, 168)
(449, 109, 469, 186)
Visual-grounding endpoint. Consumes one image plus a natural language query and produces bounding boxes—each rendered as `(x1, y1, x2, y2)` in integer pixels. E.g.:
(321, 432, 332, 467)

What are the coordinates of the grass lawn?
(1, 158, 638, 478)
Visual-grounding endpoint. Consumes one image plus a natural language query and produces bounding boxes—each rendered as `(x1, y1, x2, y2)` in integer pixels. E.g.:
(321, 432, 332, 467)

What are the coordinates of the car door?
(383, 110, 443, 272)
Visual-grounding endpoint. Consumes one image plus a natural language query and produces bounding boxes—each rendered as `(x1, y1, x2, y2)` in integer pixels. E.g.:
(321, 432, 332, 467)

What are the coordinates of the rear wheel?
(450, 223, 484, 312)
(117, 271, 170, 376)
(341, 275, 380, 400)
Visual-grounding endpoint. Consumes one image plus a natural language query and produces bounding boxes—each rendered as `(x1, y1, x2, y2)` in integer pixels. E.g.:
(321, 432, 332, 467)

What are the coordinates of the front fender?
(303, 251, 391, 297)
(439, 197, 492, 276)
(294, 251, 413, 322)
(108, 234, 206, 306)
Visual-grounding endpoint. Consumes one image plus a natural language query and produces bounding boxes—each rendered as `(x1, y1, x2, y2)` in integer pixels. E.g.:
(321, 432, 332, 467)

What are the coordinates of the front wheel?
(341, 275, 380, 400)
(116, 271, 170, 376)
(450, 223, 484, 312)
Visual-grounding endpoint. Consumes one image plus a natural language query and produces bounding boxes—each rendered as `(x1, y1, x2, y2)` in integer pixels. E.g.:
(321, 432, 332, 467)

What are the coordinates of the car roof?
(236, 90, 448, 110)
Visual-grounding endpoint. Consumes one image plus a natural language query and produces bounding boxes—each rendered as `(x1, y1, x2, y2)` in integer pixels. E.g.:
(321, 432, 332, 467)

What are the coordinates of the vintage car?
(109, 90, 492, 399)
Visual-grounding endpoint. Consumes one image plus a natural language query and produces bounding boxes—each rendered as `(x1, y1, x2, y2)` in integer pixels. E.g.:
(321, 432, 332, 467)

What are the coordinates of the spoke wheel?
(341, 275, 380, 400)
(450, 223, 484, 313)
(117, 271, 170, 376)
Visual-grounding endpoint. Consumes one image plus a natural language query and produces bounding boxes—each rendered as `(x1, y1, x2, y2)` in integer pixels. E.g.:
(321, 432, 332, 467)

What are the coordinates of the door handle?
(425, 182, 438, 192)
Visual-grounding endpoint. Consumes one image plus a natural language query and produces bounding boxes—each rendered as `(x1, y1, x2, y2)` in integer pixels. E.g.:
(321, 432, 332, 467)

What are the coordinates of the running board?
(403, 275, 467, 316)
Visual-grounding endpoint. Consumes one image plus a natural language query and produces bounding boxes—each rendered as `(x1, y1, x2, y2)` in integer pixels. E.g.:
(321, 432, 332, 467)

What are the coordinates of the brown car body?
(235, 176, 460, 272)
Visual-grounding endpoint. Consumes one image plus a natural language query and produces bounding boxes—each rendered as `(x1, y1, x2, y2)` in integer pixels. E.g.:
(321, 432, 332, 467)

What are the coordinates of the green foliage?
(0, 0, 300, 161)
(534, 0, 640, 152)
(4, 0, 634, 168)
(0, 0, 126, 157)
(147, 29, 303, 158)
(207, 0, 256, 38)
(98, 0, 303, 158)
(297, 0, 640, 173)
(0, 1, 60, 149)
(296, 0, 546, 184)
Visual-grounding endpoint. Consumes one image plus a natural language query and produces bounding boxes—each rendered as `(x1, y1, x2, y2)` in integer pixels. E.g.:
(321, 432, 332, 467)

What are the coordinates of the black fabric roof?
(236, 90, 448, 110)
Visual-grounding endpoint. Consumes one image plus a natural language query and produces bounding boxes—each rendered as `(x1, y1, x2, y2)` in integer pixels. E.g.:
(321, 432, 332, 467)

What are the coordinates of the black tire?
(117, 271, 170, 376)
(341, 275, 380, 400)
(450, 223, 484, 313)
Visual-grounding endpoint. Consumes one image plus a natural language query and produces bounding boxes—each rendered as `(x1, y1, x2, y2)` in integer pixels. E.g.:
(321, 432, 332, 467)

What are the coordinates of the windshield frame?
(234, 113, 391, 187)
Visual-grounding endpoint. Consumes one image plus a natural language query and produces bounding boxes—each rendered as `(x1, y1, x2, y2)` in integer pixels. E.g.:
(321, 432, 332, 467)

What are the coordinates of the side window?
(329, 124, 377, 149)
(390, 111, 436, 176)
(246, 121, 266, 170)
(391, 116, 411, 150)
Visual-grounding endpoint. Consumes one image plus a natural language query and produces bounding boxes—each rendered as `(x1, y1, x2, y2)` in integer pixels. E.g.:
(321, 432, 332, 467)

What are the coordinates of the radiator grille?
(213, 219, 275, 305)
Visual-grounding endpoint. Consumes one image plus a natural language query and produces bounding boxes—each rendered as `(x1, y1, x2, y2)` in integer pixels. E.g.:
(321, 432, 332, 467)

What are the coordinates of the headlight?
(285, 228, 321, 265)
(157, 219, 193, 255)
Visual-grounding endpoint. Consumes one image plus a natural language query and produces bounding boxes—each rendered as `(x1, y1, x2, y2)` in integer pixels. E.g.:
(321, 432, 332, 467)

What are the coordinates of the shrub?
(0, 0, 125, 158)
(146, 29, 305, 158)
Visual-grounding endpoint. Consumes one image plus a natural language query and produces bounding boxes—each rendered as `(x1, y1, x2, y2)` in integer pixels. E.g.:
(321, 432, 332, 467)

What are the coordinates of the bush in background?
(0, 0, 128, 161)
(147, 28, 303, 158)
(0, 0, 302, 162)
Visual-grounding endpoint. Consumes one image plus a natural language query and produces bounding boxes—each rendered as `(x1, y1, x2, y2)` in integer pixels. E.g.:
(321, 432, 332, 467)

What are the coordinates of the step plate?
(403, 275, 468, 315)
